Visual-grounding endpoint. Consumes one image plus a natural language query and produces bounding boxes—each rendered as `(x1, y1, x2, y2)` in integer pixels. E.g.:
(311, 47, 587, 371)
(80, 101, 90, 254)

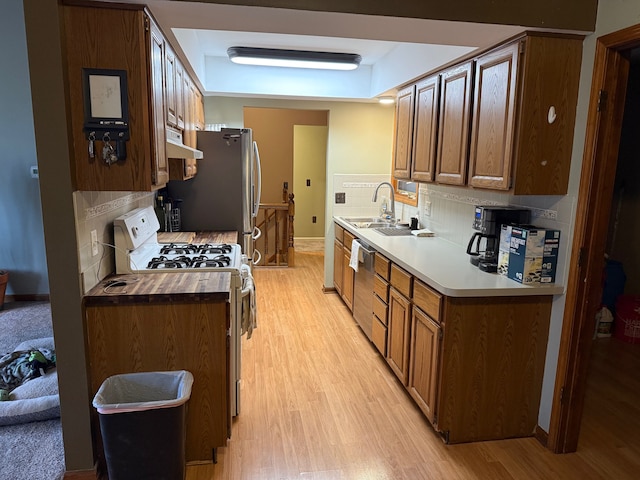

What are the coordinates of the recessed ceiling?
(136, 0, 529, 101)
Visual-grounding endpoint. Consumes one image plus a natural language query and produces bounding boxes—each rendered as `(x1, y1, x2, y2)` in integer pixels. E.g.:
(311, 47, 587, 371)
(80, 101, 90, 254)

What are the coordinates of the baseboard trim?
(64, 469, 97, 480)
(535, 425, 549, 447)
(5, 294, 50, 302)
(322, 286, 337, 293)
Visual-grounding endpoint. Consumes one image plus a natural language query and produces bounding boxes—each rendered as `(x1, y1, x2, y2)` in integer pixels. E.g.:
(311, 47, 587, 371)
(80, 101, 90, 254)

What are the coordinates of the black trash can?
(92, 370, 194, 480)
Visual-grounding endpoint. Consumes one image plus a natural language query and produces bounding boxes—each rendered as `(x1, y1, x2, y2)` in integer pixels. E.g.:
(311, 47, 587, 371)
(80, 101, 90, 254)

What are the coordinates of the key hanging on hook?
(88, 131, 96, 159)
(102, 132, 118, 166)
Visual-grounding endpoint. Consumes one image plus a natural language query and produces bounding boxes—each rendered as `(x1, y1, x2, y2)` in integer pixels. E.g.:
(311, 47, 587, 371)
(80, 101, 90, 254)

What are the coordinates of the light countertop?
(334, 216, 564, 298)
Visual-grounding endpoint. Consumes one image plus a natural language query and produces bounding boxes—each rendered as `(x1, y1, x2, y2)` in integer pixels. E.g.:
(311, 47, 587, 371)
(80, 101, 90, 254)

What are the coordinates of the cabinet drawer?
(344, 231, 356, 251)
(373, 295, 388, 325)
(371, 315, 388, 356)
(373, 275, 389, 302)
(375, 253, 391, 280)
(390, 264, 413, 299)
(335, 223, 344, 244)
(413, 279, 442, 323)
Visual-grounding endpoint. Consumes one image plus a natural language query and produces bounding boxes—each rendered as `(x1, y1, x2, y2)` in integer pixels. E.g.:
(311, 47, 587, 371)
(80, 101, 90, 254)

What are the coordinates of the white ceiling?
(135, 0, 529, 101)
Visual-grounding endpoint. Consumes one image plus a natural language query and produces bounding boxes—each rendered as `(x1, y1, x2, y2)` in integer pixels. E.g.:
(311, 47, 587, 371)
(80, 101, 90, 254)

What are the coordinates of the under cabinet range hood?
(166, 128, 203, 159)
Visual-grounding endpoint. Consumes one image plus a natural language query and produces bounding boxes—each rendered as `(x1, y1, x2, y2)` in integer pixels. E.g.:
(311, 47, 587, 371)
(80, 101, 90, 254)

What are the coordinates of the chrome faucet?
(372, 181, 396, 222)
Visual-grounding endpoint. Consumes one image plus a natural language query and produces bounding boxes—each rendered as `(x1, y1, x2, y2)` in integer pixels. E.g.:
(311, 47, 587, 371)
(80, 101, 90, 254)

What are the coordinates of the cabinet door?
(165, 45, 177, 127)
(435, 61, 473, 186)
(333, 239, 343, 295)
(393, 85, 415, 179)
(342, 250, 354, 311)
(387, 287, 411, 384)
(468, 42, 520, 190)
(175, 61, 185, 130)
(148, 18, 169, 187)
(411, 74, 440, 182)
(408, 307, 441, 425)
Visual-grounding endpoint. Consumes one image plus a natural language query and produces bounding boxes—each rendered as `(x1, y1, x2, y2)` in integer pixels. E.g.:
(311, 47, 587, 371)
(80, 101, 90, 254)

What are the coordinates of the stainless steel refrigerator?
(167, 128, 262, 264)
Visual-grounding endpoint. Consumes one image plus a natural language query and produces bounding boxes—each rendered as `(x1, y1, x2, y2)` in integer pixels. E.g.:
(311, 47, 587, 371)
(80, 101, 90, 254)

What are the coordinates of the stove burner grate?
(159, 243, 199, 255)
(192, 255, 231, 268)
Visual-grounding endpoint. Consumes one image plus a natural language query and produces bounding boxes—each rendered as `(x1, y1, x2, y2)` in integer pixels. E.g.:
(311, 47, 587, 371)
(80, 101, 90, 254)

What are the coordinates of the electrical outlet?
(424, 201, 432, 217)
(91, 230, 98, 256)
(335, 192, 346, 204)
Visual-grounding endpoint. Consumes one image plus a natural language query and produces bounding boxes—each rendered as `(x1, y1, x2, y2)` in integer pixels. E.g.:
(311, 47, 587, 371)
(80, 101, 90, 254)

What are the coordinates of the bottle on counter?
(155, 195, 166, 232)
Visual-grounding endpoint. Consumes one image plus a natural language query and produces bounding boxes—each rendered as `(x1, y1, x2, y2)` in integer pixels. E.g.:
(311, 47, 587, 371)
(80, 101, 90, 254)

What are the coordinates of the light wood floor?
(186, 252, 640, 479)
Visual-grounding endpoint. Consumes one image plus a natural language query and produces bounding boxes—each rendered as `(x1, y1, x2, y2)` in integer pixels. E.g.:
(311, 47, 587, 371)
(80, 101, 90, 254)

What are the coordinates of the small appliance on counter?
(466, 205, 531, 273)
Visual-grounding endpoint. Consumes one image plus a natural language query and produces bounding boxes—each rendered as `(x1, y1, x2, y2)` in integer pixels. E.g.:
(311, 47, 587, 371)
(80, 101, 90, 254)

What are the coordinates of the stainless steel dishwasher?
(353, 240, 376, 341)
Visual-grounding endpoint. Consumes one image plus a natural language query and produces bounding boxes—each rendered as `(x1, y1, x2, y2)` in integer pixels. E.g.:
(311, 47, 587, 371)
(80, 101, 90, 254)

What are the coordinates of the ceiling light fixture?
(378, 96, 395, 105)
(227, 46, 362, 71)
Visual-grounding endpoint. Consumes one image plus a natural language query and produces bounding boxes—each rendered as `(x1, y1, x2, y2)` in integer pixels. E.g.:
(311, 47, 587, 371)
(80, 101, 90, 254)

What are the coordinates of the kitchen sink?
(374, 227, 413, 236)
(341, 216, 395, 229)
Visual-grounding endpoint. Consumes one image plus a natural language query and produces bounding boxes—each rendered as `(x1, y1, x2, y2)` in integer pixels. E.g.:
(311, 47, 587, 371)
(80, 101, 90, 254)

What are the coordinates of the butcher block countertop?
(83, 272, 231, 305)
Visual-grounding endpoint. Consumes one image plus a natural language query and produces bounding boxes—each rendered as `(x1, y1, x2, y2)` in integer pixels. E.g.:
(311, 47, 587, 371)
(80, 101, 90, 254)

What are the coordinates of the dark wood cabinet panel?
(408, 307, 441, 425)
(436, 295, 552, 443)
(468, 42, 519, 190)
(435, 61, 473, 186)
(411, 74, 440, 182)
(393, 85, 416, 179)
(387, 287, 412, 385)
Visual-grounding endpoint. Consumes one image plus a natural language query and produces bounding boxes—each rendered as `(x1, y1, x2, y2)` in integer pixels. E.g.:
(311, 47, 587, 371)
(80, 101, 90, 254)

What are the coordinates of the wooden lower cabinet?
(342, 249, 354, 311)
(84, 300, 229, 463)
(387, 287, 411, 384)
(379, 262, 552, 444)
(408, 307, 441, 425)
(333, 238, 343, 295)
(435, 295, 552, 443)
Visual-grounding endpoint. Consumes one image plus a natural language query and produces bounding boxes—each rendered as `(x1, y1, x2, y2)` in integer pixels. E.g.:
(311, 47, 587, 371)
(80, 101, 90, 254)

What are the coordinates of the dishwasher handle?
(357, 242, 376, 255)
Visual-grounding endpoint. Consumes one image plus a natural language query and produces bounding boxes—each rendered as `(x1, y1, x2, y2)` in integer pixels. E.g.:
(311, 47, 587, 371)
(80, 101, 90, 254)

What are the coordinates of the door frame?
(548, 23, 640, 453)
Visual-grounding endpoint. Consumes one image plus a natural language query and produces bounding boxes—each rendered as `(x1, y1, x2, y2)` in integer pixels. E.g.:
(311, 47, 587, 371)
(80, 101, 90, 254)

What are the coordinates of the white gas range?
(113, 206, 254, 416)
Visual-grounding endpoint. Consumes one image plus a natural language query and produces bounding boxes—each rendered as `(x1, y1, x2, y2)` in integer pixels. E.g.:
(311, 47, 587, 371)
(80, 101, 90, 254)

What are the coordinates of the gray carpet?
(0, 301, 65, 480)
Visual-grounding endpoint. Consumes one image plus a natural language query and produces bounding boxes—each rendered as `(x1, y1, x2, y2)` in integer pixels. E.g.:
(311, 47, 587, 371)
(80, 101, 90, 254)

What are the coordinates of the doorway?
(549, 24, 640, 453)
(293, 125, 328, 252)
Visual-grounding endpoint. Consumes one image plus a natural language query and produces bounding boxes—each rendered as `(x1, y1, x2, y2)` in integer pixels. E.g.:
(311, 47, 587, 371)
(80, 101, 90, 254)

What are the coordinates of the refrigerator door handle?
(252, 226, 262, 240)
(252, 248, 262, 265)
(253, 141, 262, 218)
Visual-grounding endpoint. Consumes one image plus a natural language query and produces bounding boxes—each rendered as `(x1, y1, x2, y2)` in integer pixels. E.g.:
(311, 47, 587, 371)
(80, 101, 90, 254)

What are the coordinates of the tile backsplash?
(73, 191, 154, 294)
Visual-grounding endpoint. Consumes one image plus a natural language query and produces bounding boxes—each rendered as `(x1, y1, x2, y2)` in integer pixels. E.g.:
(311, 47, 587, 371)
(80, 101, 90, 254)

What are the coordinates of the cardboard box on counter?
(499, 225, 560, 284)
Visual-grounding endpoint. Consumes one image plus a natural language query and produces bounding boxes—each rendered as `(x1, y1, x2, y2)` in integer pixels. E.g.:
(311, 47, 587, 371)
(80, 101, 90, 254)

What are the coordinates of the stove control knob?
(131, 226, 138, 237)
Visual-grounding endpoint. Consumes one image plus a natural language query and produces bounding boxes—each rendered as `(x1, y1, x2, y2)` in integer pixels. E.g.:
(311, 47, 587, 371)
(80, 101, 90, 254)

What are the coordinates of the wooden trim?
(322, 286, 337, 293)
(535, 425, 549, 447)
(548, 23, 640, 454)
(64, 469, 97, 480)
(392, 177, 419, 207)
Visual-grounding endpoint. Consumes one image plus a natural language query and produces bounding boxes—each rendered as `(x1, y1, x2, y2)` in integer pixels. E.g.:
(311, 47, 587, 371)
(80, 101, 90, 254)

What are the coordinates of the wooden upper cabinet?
(469, 35, 582, 194)
(62, 4, 169, 191)
(148, 16, 169, 188)
(468, 42, 519, 190)
(164, 45, 178, 128)
(435, 61, 473, 186)
(175, 62, 185, 130)
(411, 74, 440, 182)
(393, 85, 416, 179)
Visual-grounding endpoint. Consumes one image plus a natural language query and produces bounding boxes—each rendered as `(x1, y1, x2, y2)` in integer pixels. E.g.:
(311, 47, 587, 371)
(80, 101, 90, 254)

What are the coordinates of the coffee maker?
(466, 206, 531, 272)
